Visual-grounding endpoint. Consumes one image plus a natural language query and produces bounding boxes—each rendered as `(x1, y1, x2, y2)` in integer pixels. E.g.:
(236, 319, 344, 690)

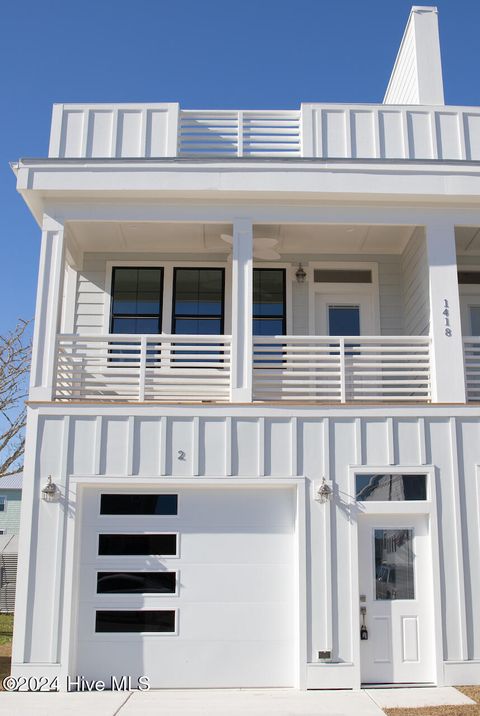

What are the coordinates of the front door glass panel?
(328, 305, 360, 336)
(374, 529, 415, 600)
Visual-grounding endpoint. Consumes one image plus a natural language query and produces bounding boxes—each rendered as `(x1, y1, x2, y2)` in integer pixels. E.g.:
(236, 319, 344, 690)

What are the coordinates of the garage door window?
(98, 533, 177, 556)
(95, 610, 176, 633)
(100, 494, 178, 515)
(97, 571, 176, 594)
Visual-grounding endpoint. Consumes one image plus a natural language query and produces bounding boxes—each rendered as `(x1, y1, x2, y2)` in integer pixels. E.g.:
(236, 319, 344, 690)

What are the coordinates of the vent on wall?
(313, 269, 372, 283)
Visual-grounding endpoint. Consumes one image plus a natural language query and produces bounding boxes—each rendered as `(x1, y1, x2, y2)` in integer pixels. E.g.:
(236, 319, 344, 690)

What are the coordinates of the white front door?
(358, 514, 435, 684)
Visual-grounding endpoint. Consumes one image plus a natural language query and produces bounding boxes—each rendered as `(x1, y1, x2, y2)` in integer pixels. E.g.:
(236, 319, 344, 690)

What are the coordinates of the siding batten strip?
(449, 417, 469, 660)
(93, 416, 102, 475)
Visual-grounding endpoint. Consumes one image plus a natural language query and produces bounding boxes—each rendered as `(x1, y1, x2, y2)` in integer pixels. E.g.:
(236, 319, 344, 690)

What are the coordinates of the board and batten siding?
(74, 252, 405, 337)
(401, 228, 430, 335)
(25, 407, 480, 670)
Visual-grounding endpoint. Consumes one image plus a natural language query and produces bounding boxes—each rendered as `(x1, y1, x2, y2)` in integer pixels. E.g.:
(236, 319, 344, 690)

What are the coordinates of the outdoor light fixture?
(295, 263, 307, 283)
(315, 477, 332, 504)
(41, 475, 60, 503)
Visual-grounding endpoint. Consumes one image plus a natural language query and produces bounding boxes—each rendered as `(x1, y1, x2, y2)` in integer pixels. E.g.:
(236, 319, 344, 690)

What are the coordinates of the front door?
(315, 293, 374, 336)
(358, 514, 435, 684)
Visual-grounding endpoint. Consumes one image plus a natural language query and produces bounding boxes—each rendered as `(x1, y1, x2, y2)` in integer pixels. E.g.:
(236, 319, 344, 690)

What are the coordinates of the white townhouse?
(9, 5, 480, 691)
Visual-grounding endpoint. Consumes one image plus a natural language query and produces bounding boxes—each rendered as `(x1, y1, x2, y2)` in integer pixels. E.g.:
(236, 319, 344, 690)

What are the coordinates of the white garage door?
(75, 486, 296, 688)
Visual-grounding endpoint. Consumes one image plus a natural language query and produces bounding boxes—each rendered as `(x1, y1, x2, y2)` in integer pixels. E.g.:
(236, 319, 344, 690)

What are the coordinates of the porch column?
(29, 215, 65, 401)
(426, 221, 466, 403)
(230, 218, 253, 402)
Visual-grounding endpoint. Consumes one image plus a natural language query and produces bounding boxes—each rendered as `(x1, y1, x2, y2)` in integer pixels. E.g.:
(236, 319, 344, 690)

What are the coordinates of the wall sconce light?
(41, 475, 60, 503)
(315, 477, 333, 504)
(295, 263, 307, 283)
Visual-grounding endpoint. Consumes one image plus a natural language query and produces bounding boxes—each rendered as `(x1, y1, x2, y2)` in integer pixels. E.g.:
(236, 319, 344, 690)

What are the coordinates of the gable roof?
(0, 473, 23, 490)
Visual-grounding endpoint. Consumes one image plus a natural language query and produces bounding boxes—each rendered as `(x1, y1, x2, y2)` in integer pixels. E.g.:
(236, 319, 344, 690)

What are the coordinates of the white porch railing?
(55, 334, 232, 402)
(463, 337, 480, 401)
(252, 336, 432, 402)
(54, 333, 432, 403)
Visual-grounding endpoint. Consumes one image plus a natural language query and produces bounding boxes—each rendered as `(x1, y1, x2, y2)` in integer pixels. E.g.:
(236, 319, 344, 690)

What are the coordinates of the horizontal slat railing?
(463, 337, 480, 401)
(253, 336, 431, 402)
(179, 110, 301, 157)
(55, 334, 231, 402)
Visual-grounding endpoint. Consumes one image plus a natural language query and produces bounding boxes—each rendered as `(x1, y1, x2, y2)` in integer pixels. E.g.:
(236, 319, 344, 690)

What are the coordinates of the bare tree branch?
(0, 320, 31, 477)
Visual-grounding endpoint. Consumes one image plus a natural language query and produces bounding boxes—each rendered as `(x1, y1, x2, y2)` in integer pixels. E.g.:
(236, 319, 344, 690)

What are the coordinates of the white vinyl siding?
(74, 251, 412, 338)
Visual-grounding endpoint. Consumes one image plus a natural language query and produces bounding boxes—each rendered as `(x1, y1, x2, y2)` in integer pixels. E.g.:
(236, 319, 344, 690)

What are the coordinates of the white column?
(29, 216, 65, 401)
(230, 218, 253, 402)
(426, 221, 466, 403)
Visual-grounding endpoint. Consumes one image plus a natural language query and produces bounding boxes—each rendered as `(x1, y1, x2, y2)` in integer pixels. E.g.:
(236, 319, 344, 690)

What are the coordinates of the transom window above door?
(110, 267, 163, 334)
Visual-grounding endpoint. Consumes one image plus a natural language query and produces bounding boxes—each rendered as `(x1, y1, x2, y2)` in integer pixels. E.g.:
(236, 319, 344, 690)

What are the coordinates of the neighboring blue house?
(0, 474, 22, 535)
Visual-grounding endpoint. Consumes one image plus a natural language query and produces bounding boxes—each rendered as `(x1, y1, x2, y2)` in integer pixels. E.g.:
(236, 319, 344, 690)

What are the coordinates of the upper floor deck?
(25, 216, 480, 407)
(49, 102, 480, 163)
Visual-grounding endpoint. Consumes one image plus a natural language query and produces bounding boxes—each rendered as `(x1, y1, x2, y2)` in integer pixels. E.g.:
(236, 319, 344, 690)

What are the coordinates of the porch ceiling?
(67, 221, 416, 255)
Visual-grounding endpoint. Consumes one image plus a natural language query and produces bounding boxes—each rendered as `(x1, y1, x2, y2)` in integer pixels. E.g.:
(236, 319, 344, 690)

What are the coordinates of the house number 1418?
(443, 299, 452, 337)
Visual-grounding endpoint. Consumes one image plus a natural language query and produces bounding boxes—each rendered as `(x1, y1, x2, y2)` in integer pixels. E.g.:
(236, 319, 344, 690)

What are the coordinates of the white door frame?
(347, 465, 443, 689)
(307, 261, 381, 336)
(61, 476, 308, 691)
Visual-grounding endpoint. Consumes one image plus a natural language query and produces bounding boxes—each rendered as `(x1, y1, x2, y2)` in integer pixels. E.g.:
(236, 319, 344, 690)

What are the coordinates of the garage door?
(75, 486, 296, 688)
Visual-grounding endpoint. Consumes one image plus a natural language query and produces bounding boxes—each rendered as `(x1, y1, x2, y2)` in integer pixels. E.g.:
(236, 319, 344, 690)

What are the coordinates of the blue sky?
(1, 0, 479, 334)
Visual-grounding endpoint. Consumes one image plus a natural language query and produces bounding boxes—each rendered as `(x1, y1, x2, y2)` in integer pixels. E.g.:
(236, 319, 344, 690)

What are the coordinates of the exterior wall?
(13, 404, 480, 687)
(384, 11, 418, 104)
(0, 491, 22, 535)
(402, 227, 430, 335)
(74, 250, 404, 337)
(383, 7, 444, 106)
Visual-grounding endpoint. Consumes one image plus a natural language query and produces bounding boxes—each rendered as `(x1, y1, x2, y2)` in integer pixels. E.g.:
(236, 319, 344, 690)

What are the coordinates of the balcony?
(54, 333, 431, 404)
(49, 103, 480, 162)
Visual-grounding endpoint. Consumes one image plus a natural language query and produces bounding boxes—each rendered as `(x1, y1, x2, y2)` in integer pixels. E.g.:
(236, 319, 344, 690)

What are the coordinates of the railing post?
(138, 336, 147, 401)
(237, 111, 244, 157)
(339, 338, 346, 403)
(425, 221, 466, 403)
(231, 218, 253, 402)
(29, 215, 65, 401)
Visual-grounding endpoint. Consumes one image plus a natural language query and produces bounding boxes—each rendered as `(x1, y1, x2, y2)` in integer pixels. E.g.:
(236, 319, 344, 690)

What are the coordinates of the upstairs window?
(110, 267, 163, 335)
(253, 269, 286, 336)
(0, 497, 5, 512)
(172, 268, 225, 335)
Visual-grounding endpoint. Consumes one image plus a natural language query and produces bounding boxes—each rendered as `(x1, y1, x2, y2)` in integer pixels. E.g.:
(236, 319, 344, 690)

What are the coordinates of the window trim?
(349, 465, 435, 515)
(109, 266, 164, 335)
(0, 496, 6, 513)
(94, 608, 178, 636)
(96, 532, 180, 558)
(97, 490, 180, 518)
(104, 260, 232, 335)
(171, 267, 226, 335)
(253, 267, 287, 336)
(96, 569, 179, 596)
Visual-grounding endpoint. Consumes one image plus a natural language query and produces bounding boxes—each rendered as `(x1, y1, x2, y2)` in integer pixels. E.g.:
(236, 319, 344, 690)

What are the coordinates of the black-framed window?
(253, 268, 286, 336)
(110, 267, 163, 335)
(172, 268, 225, 335)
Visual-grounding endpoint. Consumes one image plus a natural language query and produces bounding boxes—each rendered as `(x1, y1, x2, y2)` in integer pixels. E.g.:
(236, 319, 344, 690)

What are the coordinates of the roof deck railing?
(48, 103, 480, 162)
